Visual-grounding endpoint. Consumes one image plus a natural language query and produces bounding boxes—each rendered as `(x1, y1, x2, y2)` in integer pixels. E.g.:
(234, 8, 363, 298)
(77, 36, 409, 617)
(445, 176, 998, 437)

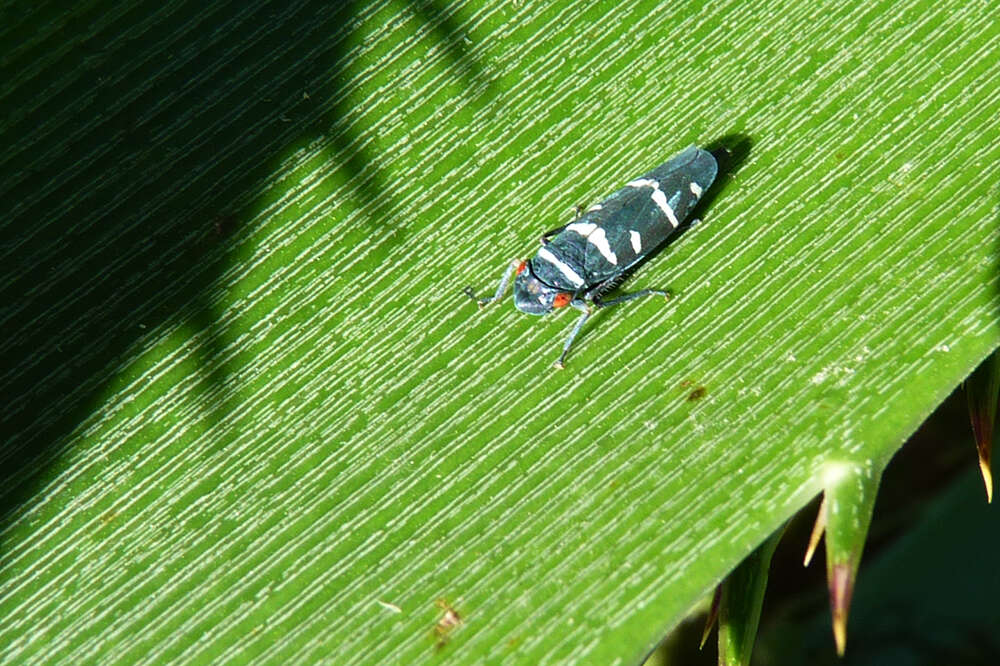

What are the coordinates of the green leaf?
(717, 530, 784, 666)
(819, 463, 884, 655)
(2, 0, 998, 664)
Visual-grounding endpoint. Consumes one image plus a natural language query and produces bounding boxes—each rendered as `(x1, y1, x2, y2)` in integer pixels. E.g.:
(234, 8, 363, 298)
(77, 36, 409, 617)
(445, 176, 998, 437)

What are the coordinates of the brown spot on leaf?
(433, 598, 462, 651)
(687, 386, 707, 402)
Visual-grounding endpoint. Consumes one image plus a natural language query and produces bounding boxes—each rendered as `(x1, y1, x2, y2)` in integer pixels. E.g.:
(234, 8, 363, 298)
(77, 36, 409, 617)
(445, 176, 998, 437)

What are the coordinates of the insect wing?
(553, 187, 654, 284)
(639, 145, 717, 228)
(556, 146, 718, 284)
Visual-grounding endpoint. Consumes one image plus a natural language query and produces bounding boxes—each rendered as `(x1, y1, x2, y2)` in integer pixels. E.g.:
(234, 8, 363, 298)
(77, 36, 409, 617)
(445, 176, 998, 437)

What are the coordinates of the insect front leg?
(553, 299, 591, 370)
(463, 258, 520, 308)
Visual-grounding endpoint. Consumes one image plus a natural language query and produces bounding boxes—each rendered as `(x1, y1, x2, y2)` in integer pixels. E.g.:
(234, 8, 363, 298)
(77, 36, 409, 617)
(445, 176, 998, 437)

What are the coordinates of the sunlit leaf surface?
(1, 0, 998, 663)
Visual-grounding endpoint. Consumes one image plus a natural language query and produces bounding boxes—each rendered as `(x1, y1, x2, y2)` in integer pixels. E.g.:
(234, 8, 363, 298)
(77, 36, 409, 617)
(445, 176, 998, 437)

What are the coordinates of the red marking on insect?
(553, 293, 572, 308)
(516, 261, 527, 275)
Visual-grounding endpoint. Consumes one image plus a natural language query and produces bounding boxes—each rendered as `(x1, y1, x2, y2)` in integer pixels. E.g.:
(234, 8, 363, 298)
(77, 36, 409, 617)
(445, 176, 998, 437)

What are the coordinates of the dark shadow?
(700, 133, 754, 220)
(0, 1, 489, 553)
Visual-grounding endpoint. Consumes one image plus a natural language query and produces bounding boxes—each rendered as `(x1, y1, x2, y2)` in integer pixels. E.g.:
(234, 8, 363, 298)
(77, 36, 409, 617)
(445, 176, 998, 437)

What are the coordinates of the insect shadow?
(578, 133, 754, 339)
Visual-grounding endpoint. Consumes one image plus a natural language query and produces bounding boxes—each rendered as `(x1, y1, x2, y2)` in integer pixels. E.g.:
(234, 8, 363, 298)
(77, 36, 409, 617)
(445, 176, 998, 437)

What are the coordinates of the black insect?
(464, 145, 718, 368)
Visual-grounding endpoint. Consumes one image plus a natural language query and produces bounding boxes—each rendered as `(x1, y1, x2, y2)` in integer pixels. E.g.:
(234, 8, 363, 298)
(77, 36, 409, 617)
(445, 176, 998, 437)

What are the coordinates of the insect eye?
(516, 261, 527, 275)
(552, 293, 571, 308)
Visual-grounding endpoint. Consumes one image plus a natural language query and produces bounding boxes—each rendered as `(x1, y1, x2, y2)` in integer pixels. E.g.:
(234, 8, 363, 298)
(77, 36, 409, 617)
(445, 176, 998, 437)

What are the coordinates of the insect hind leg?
(592, 289, 670, 309)
(588, 266, 670, 308)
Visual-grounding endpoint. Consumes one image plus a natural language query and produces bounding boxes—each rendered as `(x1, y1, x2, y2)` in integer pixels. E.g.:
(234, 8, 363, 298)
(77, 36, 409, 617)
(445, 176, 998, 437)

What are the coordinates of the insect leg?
(463, 258, 520, 308)
(593, 289, 670, 309)
(553, 300, 591, 369)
